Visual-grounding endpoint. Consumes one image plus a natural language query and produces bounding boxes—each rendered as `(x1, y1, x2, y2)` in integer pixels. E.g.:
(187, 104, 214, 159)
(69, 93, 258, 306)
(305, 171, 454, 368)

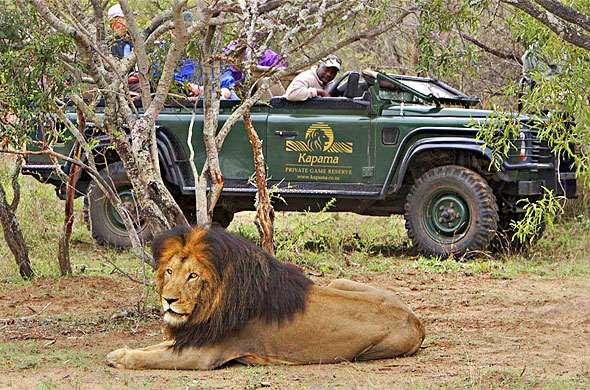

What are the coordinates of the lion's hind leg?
(327, 279, 379, 292)
(356, 311, 425, 361)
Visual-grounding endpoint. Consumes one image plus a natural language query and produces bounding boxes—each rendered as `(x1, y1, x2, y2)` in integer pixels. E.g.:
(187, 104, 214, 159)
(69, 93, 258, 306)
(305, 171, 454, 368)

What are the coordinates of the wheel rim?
(105, 187, 142, 231)
(423, 190, 471, 244)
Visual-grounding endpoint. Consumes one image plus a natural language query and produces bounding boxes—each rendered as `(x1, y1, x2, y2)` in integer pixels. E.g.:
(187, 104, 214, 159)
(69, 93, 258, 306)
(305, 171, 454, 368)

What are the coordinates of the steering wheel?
(328, 71, 353, 97)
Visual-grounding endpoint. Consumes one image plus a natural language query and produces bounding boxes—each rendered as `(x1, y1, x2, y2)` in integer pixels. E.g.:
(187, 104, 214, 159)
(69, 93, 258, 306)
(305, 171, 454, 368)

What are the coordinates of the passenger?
(222, 40, 287, 96)
(285, 55, 341, 101)
(107, 4, 133, 59)
(152, 12, 236, 100)
(107, 4, 141, 95)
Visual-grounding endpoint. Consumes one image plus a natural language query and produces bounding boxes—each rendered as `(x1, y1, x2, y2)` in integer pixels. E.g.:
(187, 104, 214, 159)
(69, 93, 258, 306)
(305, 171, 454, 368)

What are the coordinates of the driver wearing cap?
(285, 55, 342, 101)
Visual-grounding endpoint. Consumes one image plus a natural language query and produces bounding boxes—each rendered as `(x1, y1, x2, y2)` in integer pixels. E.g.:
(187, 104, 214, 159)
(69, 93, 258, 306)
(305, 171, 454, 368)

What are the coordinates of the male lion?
(107, 226, 425, 370)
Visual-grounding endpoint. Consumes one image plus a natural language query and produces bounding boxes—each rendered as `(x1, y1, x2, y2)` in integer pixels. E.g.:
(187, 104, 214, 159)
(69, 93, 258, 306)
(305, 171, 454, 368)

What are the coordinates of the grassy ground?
(0, 157, 589, 389)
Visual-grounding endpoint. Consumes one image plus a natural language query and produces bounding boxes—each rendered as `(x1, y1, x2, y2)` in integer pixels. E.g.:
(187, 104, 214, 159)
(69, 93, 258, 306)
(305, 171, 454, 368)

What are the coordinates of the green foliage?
(511, 188, 564, 244)
(0, 2, 77, 147)
(420, 0, 590, 243)
(471, 112, 520, 170)
(415, 0, 484, 76)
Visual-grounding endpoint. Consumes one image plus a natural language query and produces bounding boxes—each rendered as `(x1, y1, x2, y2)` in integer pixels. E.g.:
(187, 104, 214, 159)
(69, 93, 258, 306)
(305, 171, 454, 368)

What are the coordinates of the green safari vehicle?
(22, 70, 577, 256)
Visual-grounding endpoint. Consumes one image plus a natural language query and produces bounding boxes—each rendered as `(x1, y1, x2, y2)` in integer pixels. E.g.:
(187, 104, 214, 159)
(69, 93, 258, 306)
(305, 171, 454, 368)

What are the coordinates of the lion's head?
(152, 225, 313, 350)
(153, 227, 219, 327)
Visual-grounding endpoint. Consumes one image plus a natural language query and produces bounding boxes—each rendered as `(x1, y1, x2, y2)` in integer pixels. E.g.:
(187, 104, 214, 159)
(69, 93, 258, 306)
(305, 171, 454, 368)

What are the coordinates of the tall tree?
(2, 0, 413, 262)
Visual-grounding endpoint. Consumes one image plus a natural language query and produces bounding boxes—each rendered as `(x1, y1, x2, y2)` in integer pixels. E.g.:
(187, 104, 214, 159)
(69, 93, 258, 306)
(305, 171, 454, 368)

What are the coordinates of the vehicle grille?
(507, 126, 552, 164)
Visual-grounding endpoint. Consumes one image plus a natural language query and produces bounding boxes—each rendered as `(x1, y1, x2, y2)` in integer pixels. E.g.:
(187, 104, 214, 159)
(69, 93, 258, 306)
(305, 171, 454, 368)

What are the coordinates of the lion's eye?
(188, 272, 198, 280)
(166, 269, 172, 275)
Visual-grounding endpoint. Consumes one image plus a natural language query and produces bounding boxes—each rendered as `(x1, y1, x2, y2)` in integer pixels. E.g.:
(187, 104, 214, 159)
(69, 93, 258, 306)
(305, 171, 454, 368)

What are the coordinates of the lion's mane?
(152, 226, 313, 351)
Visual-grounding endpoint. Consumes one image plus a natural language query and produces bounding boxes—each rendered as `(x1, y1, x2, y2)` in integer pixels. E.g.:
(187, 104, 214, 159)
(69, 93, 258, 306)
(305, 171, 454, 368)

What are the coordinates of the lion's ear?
(152, 225, 192, 267)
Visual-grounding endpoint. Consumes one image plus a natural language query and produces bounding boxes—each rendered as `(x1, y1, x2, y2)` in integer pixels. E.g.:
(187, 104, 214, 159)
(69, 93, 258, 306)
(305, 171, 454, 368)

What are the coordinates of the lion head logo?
(305, 123, 334, 152)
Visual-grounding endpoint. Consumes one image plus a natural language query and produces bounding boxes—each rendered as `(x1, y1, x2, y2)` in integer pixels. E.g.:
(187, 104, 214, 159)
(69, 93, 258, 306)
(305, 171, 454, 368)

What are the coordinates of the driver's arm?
(285, 71, 323, 102)
(285, 77, 319, 101)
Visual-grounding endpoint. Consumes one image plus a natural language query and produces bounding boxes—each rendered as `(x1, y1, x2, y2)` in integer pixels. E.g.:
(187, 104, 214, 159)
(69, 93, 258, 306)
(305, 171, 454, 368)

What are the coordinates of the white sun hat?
(107, 4, 125, 21)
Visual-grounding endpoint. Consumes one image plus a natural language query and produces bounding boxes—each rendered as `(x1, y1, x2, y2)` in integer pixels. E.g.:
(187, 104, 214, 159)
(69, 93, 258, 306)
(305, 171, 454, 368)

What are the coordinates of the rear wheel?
(404, 165, 499, 257)
(86, 162, 152, 248)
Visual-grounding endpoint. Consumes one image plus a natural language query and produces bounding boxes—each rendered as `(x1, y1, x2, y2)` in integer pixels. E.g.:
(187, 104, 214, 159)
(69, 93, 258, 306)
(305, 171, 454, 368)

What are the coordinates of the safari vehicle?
(22, 70, 577, 256)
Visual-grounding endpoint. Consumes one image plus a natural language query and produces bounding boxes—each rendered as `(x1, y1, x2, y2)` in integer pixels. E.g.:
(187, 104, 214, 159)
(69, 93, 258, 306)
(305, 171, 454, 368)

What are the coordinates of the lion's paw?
(106, 348, 131, 369)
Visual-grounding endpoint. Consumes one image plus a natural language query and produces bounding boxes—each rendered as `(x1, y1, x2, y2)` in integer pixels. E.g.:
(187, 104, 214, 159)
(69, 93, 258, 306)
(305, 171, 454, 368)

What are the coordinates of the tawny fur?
(107, 226, 425, 370)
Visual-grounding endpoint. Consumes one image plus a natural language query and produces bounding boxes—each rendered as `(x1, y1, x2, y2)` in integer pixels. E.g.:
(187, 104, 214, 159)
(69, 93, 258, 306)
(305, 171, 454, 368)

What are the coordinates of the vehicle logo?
(286, 122, 353, 154)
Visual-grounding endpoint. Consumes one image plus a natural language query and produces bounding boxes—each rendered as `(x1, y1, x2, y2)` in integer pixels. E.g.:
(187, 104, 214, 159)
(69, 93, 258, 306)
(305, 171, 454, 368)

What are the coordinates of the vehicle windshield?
(378, 88, 422, 104)
(394, 78, 457, 99)
(374, 72, 479, 106)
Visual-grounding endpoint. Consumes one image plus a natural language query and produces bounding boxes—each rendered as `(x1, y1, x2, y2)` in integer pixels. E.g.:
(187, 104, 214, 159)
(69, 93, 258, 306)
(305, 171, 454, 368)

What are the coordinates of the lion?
(106, 226, 425, 370)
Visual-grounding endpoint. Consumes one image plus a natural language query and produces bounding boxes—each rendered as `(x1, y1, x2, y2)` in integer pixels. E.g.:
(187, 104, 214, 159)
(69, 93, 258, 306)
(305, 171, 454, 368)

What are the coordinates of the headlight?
(519, 131, 526, 161)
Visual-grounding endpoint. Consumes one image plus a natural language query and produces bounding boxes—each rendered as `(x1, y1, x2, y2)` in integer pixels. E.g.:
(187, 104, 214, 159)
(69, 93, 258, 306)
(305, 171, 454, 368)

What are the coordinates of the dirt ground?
(0, 272, 589, 389)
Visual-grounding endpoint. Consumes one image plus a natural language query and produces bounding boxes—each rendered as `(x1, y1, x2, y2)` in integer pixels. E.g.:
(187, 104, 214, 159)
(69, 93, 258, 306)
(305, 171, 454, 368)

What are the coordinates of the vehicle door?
(266, 98, 374, 189)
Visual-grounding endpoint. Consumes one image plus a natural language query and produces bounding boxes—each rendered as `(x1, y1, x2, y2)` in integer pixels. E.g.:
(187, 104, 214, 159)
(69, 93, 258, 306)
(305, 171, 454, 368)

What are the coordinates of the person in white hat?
(285, 54, 342, 101)
(107, 3, 133, 59)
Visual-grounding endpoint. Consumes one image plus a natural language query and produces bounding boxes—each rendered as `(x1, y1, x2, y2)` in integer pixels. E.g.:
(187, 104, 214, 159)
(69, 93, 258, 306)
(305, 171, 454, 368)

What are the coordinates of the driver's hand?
(316, 89, 329, 97)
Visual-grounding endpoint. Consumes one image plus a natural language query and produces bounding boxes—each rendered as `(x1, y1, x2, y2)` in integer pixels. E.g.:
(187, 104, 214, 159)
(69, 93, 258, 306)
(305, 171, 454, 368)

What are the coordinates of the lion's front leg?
(106, 341, 231, 370)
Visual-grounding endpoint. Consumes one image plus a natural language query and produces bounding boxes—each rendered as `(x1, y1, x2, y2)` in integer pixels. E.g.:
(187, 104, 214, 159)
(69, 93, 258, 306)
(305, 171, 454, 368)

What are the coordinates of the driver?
(285, 55, 341, 101)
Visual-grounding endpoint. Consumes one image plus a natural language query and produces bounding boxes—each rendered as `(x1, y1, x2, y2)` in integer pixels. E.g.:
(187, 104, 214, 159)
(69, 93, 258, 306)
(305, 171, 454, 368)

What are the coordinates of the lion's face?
(306, 129, 329, 151)
(155, 231, 221, 327)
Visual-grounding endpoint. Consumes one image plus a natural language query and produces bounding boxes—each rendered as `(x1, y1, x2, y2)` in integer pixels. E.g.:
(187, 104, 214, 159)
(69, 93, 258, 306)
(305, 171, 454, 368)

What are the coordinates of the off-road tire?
(87, 162, 152, 248)
(404, 165, 499, 257)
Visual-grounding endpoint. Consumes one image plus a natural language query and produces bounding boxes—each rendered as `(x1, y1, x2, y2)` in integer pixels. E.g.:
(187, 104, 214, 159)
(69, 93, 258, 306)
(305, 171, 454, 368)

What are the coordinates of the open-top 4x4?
(23, 70, 577, 256)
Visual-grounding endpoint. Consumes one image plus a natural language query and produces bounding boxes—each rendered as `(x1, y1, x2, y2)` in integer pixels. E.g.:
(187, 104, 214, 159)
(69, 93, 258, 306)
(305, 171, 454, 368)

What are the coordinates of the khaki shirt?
(285, 67, 331, 101)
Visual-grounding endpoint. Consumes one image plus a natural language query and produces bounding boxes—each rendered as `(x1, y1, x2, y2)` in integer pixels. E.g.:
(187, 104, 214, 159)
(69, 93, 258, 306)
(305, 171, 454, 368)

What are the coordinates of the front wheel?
(404, 165, 499, 257)
(86, 162, 152, 248)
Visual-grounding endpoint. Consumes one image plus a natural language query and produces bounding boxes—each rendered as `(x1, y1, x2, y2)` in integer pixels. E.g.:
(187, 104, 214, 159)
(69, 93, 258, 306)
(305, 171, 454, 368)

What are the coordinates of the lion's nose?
(163, 297, 178, 305)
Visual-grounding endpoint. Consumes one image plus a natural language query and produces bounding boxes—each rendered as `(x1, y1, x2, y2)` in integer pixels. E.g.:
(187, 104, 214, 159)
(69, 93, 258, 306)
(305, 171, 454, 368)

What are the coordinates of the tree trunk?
(0, 158, 33, 279)
(0, 204, 33, 279)
(108, 117, 189, 241)
(57, 109, 87, 276)
(243, 112, 275, 255)
(57, 145, 82, 276)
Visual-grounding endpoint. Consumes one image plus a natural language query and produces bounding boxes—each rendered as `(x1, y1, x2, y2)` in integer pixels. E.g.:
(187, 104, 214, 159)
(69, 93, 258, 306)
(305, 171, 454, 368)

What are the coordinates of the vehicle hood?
(381, 104, 542, 124)
(382, 105, 496, 118)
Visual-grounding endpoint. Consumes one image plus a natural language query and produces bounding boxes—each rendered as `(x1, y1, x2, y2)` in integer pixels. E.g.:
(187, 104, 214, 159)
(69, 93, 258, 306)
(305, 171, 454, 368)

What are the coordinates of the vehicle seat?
(343, 72, 361, 99)
(329, 71, 363, 99)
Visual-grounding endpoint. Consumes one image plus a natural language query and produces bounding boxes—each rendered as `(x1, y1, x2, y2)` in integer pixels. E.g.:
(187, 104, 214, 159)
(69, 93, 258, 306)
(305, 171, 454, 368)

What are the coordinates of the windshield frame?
(375, 72, 480, 107)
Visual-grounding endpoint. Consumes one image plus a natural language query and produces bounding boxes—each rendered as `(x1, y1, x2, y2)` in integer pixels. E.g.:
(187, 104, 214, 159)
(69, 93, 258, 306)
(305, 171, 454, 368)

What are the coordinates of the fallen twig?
(106, 259, 153, 286)
(0, 303, 51, 324)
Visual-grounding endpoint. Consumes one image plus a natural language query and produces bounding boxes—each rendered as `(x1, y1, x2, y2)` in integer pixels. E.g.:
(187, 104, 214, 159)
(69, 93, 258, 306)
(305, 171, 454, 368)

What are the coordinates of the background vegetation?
(2, 156, 587, 283)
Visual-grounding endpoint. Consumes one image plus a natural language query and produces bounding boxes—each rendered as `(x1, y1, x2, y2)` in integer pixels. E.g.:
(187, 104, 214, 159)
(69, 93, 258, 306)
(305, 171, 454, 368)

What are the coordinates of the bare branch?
(144, 2, 189, 120)
(503, 0, 590, 51)
(281, 8, 416, 76)
(4, 148, 153, 266)
(215, 77, 272, 150)
(9, 155, 23, 212)
(459, 32, 522, 64)
(119, 0, 152, 108)
(532, 0, 590, 33)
